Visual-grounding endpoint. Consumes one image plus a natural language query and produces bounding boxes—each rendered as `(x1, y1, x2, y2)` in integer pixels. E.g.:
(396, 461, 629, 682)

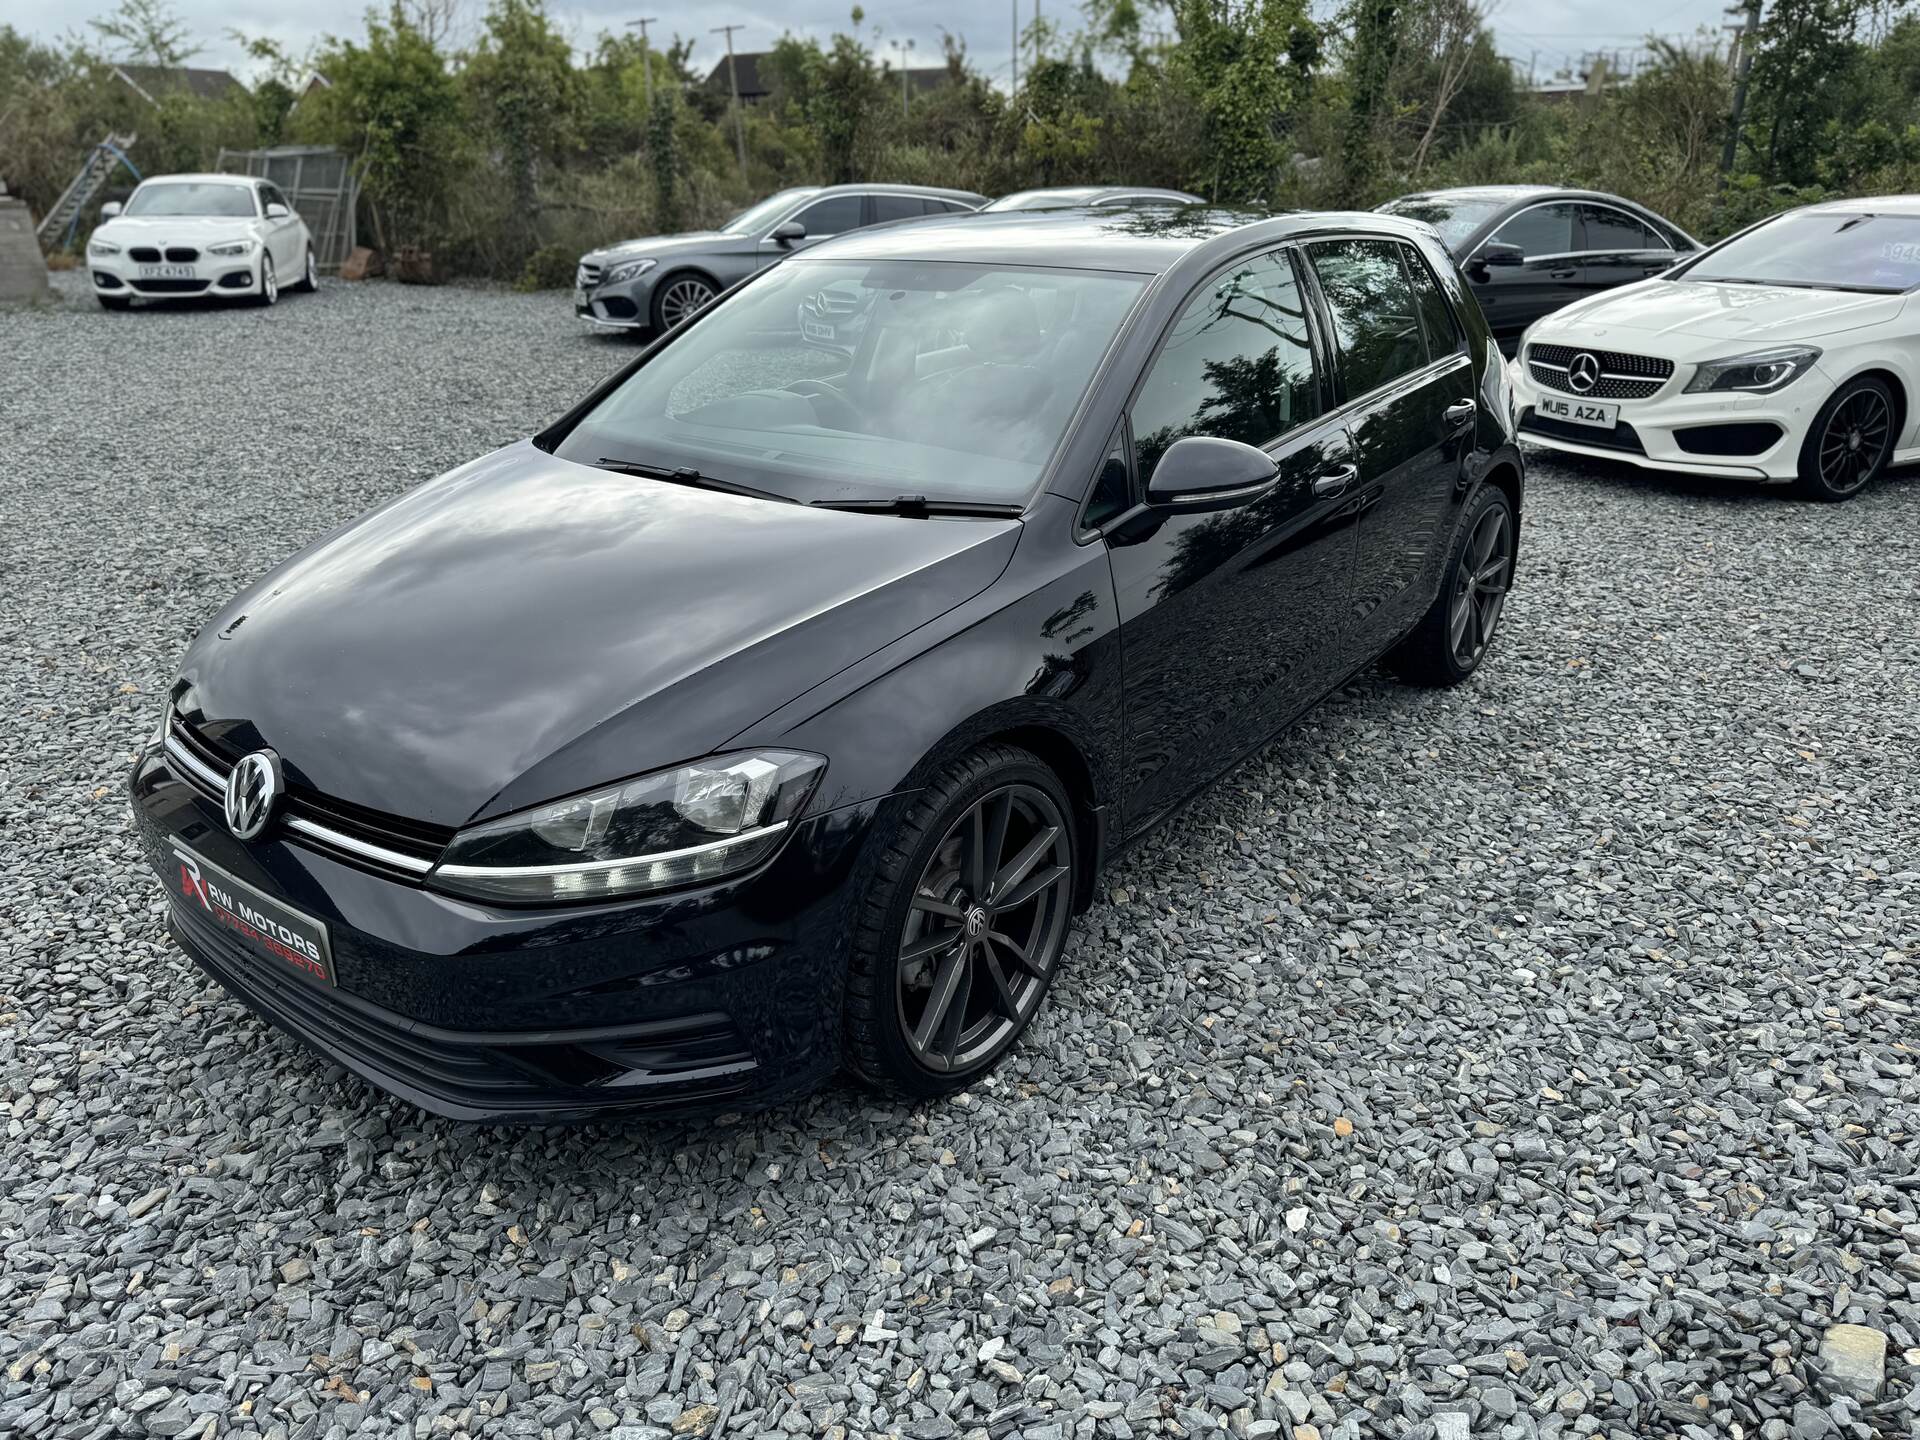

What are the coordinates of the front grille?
(165, 716, 452, 880)
(165, 246, 199, 263)
(131, 279, 209, 294)
(577, 262, 602, 287)
(1519, 408, 1647, 455)
(175, 899, 758, 1116)
(129, 246, 161, 263)
(1528, 343, 1674, 401)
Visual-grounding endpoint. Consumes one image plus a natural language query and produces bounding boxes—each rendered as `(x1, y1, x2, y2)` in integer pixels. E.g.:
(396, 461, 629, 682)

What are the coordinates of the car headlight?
(206, 239, 257, 257)
(428, 749, 826, 903)
(603, 257, 658, 286)
(1684, 345, 1821, 395)
(88, 238, 120, 256)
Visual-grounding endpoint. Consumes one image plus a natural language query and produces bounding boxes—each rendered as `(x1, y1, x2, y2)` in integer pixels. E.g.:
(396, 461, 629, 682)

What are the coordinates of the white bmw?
(1511, 195, 1920, 500)
(87, 172, 316, 312)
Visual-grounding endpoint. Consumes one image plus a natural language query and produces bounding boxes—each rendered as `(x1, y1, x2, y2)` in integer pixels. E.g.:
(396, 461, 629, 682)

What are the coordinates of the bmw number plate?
(169, 842, 335, 986)
(1537, 395, 1619, 430)
(138, 264, 196, 280)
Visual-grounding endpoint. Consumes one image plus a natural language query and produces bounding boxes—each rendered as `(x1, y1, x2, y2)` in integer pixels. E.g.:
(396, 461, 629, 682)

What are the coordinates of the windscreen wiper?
(810, 494, 1025, 519)
(593, 458, 799, 504)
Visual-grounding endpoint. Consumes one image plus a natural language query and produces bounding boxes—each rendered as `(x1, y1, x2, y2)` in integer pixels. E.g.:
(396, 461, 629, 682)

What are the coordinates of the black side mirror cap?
(1470, 241, 1524, 270)
(1145, 436, 1281, 513)
(770, 220, 806, 243)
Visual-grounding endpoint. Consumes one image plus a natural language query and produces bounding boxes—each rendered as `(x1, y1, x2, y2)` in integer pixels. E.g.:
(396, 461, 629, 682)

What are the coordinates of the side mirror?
(1470, 241, 1524, 271)
(99, 201, 123, 219)
(265, 203, 290, 219)
(1145, 436, 1280, 512)
(770, 219, 806, 245)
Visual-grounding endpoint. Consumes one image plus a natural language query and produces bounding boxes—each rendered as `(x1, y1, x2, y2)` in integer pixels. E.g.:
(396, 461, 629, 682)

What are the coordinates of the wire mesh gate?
(214, 146, 359, 273)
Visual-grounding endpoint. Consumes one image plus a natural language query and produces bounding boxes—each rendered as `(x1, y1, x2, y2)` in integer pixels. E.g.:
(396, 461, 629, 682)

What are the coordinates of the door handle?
(1444, 400, 1477, 428)
(1549, 268, 1577, 279)
(1312, 464, 1357, 498)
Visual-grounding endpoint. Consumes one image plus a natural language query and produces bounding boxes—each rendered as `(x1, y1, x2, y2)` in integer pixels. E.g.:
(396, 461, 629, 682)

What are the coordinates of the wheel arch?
(1837, 365, 1909, 448)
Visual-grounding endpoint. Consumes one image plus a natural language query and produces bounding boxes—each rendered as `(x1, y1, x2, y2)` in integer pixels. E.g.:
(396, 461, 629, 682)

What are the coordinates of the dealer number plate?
(169, 842, 335, 986)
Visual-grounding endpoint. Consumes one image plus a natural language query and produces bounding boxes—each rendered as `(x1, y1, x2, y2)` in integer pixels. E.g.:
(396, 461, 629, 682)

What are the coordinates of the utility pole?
(1011, 0, 1018, 93)
(712, 23, 747, 173)
(891, 37, 916, 117)
(627, 16, 658, 113)
(1718, 0, 1761, 186)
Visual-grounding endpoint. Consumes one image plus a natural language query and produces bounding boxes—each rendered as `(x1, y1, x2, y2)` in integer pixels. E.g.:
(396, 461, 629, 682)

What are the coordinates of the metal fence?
(214, 146, 358, 272)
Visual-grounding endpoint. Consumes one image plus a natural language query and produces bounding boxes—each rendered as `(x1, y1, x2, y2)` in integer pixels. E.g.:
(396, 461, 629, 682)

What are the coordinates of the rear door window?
(1400, 243, 1462, 358)
(1490, 202, 1577, 258)
(1307, 238, 1431, 398)
(873, 194, 930, 223)
(1579, 205, 1664, 252)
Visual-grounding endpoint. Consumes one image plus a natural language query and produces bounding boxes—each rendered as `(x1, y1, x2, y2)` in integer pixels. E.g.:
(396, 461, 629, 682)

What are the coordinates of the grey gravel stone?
(2, 276, 1918, 1440)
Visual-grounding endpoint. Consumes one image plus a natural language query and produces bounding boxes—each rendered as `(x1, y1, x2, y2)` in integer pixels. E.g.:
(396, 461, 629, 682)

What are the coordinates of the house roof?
(112, 64, 249, 104)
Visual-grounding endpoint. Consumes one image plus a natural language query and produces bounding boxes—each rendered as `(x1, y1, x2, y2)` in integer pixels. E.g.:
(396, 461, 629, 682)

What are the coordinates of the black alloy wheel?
(845, 744, 1077, 1097)
(1385, 483, 1516, 687)
(1798, 377, 1895, 500)
(652, 274, 717, 332)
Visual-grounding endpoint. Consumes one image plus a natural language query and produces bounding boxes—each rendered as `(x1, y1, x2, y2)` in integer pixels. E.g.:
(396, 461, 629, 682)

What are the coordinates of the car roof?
(134, 173, 257, 186)
(811, 182, 989, 203)
(1387, 185, 1561, 203)
(1790, 194, 1920, 218)
(796, 206, 1437, 275)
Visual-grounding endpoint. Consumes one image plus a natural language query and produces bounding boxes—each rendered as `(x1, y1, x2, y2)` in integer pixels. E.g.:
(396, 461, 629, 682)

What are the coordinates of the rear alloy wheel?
(650, 273, 716, 332)
(1796, 377, 1894, 500)
(1385, 483, 1515, 687)
(295, 246, 318, 292)
(845, 745, 1077, 1098)
(255, 254, 278, 307)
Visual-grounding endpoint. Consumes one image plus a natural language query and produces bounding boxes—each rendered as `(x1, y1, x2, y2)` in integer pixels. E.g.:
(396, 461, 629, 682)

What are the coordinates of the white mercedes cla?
(87, 173, 316, 312)
(1512, 195, 1920, 500)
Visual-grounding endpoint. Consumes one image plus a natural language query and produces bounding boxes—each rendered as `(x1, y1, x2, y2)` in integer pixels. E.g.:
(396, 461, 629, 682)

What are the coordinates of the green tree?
(464, 0, 579, 219)
(1341, 0, 1399, 202)
(1167, 0, 1320, 203)
(88, 0, 198, 66)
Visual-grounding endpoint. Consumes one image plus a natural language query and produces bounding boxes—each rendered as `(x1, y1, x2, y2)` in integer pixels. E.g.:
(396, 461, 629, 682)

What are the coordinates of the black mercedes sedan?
(130, 207, 1524, 1121)
(1378, 185, 1698, 345)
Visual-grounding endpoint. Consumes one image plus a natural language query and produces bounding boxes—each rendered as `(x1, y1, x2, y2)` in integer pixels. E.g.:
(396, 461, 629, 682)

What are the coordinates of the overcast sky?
(34, 0, 1731, 91)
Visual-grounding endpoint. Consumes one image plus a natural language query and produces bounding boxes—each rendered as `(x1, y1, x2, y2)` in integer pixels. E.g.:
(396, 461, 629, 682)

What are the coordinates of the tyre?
(1795, 376, 1895, 501)
(295, 247, 318, 292)
(844, 743, 1077, 1099)
(649, 272, 716, 333)
(97, 293, 131, 311)
(1385, 482, 1515, 687)
(254, 254, 278, 307)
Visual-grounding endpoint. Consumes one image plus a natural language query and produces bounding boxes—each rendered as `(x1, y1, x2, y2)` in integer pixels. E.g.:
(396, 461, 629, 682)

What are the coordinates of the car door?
(1574, 202, 1678, 300)
(1462, 200, 1581, 337)
(1099, 246, 1361, 837)
(756, 193, 867, 268)
(1304, 236, 1476, 647)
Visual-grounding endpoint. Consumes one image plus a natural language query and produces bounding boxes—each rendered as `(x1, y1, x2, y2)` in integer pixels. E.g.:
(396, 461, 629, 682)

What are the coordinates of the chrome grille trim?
(1526, 343, 1675, 401)
(162, 730, 436, 876)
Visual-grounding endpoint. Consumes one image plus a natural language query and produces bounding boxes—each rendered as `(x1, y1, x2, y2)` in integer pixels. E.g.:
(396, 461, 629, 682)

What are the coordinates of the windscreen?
(555, 258, 1147, 506)
(125, 183, 256, 218)
(720, 189, 816, 234)
(1377, 195, 1507, 249)
(1684, 211, 1920, 292)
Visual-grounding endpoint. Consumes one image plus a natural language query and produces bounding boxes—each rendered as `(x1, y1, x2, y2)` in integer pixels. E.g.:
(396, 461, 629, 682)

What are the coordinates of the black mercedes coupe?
(131, 206, 1524, 1120)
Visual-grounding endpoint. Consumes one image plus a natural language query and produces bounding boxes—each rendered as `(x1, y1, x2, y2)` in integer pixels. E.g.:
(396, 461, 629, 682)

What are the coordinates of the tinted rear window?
(1308, 239, 1430, 397)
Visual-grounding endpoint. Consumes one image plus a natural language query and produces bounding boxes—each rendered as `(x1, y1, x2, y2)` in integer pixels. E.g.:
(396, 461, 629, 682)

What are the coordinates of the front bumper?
(129, 745, 877, 1121)
(573, 265, 655, 331)
(90, 249, 263, 300)
(1512, 348, 1829, 481)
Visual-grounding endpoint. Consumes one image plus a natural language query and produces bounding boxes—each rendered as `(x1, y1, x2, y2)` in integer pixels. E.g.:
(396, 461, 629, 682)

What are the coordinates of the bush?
(513, 243, 577, 291)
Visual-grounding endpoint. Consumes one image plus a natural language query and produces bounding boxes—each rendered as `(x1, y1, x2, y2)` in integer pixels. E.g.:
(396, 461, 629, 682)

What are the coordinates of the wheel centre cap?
(965, 906, 989, 939)
(1849, 430, 1862, 450)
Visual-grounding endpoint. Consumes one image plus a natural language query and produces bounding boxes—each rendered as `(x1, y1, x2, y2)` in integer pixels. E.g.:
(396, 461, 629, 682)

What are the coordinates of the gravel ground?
(2, 274, 1918, 1440)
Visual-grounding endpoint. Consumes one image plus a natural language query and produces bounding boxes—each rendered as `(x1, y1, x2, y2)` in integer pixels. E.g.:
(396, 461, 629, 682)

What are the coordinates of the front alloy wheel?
(1797, 377, 1894, 500)
(845, 744, 1077, 1097)
(256, 254, 278, 307)
(652, 275, 716, 332)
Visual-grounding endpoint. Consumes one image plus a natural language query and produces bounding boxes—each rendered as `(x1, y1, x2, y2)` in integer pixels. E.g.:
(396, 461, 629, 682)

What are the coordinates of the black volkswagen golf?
(130, 207, 1523, 1120)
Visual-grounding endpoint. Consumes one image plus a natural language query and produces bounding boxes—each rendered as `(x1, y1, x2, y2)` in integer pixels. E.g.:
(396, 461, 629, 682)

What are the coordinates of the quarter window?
(1307, 238, 1430, 398)
(1084, 428, 1133, 529)
(1128, 250, 1319, 485)
(1401, 243, 1462, 359)
(791, 195, 864, 237)
(1489, 202, 1577, 258)
(873, 194, 931, 223)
